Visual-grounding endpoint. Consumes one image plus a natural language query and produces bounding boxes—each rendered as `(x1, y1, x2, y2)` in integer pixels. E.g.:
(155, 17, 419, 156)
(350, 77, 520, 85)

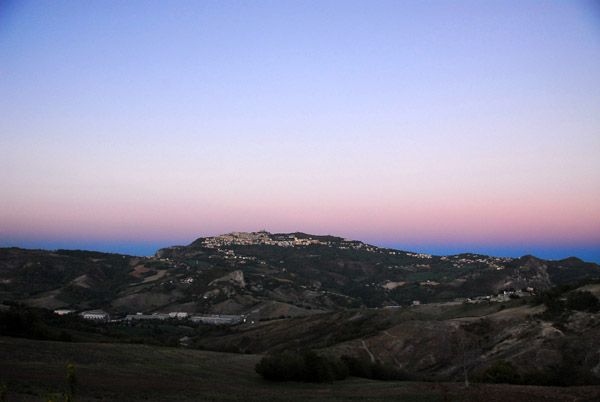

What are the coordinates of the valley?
(1, 232, 599, 400)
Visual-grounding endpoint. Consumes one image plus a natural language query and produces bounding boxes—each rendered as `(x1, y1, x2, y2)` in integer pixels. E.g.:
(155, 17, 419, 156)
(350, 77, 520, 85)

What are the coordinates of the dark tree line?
(255, 351, 409, 383)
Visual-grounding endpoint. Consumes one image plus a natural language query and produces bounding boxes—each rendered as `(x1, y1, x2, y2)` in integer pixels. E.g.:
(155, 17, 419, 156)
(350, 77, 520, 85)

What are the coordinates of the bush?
(478, 360, 520, 384)
(371, 362, 408, 381)
(566, 291, 600, 313)
(521, 370, 560, 386)
(255, 351, 309, 381)
(303, 352, 348, 382)
(0, 309, 52, 340)
(521, 364, 600, 387)
(341, 355, 372, 379)
(255, 352, 405, 383)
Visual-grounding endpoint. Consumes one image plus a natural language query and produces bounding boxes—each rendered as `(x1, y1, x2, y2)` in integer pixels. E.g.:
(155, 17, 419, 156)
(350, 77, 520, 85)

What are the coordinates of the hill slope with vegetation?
(1, 231, 598, 318)
(1, 233, 600, 399)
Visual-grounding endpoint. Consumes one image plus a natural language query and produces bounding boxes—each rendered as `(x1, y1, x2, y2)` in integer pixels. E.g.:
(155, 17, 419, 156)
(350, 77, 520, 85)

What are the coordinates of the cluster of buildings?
(201, 231, 331, 248)
(191, 314, 244, 325)
(439, 255, 514, 269)
(476, 288, 535, 302)
(53, 309, 244, 325)
(125, 312, 244, 325)
(211, 248, 257, 261)
(383, 287, 537, 309)
(54, 309, 111, 321)
(200, 231, 394, 254)
(406, 252, 433, 259)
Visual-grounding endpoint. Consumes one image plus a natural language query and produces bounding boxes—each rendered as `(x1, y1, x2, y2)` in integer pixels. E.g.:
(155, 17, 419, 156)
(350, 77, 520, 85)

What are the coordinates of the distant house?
(125, 313, 169, 321)
(169, 312, 189, 319)
(81, 310, 110, 321)
(190, 314, 244, 325)
(54, 309, 76, 316)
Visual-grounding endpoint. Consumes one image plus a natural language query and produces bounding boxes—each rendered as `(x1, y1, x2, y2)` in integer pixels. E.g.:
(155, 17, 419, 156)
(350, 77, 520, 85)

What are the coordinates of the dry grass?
(1, 336, 599, 402)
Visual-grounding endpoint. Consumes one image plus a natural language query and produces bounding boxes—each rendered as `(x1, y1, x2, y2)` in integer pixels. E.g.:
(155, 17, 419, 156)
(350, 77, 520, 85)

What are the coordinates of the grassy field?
(1, 336, 599, 402)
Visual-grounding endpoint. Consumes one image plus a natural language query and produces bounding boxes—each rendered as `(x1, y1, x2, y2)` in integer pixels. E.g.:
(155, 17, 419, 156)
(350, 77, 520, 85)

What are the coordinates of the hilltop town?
(3, 232, 597, 321)
(1, 233, 600, 400)
(198, 230, 380, 251)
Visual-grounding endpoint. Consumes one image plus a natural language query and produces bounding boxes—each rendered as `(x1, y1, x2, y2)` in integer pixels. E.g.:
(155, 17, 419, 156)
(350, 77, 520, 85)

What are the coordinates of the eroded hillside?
(1, 231, 598, 318)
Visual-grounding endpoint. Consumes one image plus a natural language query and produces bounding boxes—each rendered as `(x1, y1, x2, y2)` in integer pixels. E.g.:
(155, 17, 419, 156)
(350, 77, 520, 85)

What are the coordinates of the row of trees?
(532, 284, 600, 314)
(475, 359, 600, 387)
(256, 349, 600, 387)
(255, 351, 409, 383)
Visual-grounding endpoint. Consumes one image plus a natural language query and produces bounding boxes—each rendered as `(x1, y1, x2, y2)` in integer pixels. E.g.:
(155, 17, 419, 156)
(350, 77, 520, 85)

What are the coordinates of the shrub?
(255, 352, 405, 383)
(66, 363, 77, 400)
(566, 291, 600, 313)
(303, 352, 348, 382)
(478, 360, 520, 384)
(371, 362, 408, 381)
(255, 351, 307, 381)
(341, 355, 372, 379)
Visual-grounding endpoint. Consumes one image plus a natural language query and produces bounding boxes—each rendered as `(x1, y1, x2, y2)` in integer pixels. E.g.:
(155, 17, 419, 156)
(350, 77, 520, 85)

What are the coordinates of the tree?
(566, 291, 600, 312)
(481, 360, 520, 384)
(451, 325, 479, 388)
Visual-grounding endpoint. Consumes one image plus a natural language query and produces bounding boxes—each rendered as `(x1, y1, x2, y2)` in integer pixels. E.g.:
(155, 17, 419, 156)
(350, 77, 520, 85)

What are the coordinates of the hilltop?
(1, 231, 598, 318)
(2, 231, 600, 398)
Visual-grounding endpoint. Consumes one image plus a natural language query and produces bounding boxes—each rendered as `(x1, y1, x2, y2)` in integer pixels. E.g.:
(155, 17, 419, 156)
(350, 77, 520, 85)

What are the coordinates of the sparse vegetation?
(255, 351, 408, 383)
(566, 290, 600, 312)
(0, 381, 6, 402)
(255, 351, 348, 382)
(477, 360, 520, 384)
(1, 239, 600, 400)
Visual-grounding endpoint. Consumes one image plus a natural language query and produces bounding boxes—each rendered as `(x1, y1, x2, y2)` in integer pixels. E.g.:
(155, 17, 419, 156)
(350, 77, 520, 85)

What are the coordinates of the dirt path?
(360, 340, 376, 363)
(383, 330, 399, 340)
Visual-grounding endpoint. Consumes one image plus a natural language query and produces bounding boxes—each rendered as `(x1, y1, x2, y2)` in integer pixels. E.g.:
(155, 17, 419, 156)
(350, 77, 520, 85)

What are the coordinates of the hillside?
(2, 233, 600, 395)
(183, 289, 600, 384)
(1, 231, 599, 318)
(1, 336, 599, 402)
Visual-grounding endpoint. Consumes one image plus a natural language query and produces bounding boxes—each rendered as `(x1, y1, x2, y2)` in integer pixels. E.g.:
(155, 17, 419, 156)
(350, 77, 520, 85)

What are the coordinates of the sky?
(1, 1, 599, 261)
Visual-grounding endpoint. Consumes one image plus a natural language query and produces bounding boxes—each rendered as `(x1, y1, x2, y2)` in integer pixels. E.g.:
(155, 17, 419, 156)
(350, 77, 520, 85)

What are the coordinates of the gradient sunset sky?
(1, 1, 599, 261)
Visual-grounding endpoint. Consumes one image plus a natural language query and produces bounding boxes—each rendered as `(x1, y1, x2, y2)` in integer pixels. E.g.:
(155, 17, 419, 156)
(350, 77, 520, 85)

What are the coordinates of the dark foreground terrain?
(1, 336, 599, 402)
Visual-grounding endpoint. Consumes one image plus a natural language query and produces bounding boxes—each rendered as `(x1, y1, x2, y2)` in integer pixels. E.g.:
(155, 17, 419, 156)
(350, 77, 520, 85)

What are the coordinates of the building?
(169, 312, 189, 319)
(81, 310, 110, 321)
(125, 313, 169, 321)
(54, 309, 76, 316)
(190, 314, 244, 325)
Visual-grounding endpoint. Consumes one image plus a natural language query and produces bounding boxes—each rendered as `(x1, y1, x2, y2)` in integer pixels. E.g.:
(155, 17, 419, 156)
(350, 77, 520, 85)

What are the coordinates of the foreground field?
(0, 337, 599, 402)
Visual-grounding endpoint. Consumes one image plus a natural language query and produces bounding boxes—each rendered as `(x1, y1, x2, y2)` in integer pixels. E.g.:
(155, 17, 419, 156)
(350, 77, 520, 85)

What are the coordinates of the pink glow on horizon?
(3, 190, 597, 247)
(1, 2, 599, 261)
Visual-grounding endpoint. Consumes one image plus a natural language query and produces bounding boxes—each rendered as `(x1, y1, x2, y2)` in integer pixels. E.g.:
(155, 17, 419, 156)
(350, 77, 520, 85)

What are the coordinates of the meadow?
(1, 336, 599, 402)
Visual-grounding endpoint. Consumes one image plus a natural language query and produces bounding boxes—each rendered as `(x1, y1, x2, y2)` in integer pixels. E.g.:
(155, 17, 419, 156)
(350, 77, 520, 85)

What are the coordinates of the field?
(1, 336, 599, 402)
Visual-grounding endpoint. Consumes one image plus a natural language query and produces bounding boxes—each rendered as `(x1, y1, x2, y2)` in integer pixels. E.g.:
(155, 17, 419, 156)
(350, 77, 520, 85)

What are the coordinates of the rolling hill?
(1, 231, 598, 317)
(2, 231, 600, 397)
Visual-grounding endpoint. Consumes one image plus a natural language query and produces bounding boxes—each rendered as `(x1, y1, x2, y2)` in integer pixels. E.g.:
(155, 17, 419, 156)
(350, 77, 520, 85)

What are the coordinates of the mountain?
(2, 231, 600, 388)
(1, 231, 598, 317)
